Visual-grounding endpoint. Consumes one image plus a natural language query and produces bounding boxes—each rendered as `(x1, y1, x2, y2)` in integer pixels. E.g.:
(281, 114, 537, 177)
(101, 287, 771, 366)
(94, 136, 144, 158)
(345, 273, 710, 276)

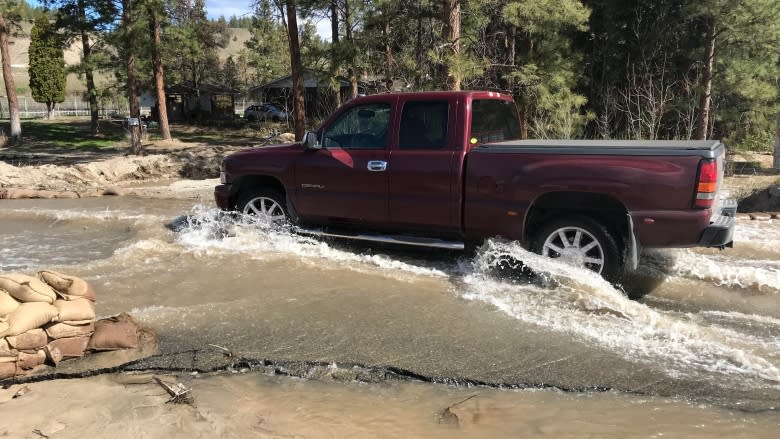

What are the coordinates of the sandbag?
(0, 319, 8, 336)
(37, 271, 96, 302)
(47, 336, 90, 358)
(17, 350, 46, 370)
(0, 274, 57, 304)
(45, 322, 95, 340)
(0, 362, 16, 380)
(88, 313, 139, 351)
(43, 345, 63, 365)
(53, 299, 95, 322)
(0, 338, 17, 358)
(0, 302, 59, 337)
(0, 289, 20, 317)
(5, 328, 47, 350)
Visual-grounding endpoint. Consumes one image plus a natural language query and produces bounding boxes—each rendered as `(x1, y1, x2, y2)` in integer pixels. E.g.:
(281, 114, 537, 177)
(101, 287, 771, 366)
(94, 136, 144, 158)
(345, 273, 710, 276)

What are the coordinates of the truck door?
(293, 101, 393, 224)
(388, 99, 460, 233)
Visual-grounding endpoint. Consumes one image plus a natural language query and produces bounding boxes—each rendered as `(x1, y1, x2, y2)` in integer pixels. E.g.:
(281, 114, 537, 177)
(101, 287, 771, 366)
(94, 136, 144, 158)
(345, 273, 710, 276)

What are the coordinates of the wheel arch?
(230, 175, 287, 209)
(523, 191, 630, 249)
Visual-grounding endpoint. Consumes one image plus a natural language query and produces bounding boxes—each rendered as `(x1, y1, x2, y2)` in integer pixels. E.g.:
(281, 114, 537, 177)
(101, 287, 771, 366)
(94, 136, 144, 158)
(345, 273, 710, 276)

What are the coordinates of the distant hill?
(1, 26, 252, 102)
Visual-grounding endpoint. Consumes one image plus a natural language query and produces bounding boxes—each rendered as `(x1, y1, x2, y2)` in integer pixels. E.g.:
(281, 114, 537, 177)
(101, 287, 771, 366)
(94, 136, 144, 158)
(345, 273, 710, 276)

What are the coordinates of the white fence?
(0, 95, 127, 119)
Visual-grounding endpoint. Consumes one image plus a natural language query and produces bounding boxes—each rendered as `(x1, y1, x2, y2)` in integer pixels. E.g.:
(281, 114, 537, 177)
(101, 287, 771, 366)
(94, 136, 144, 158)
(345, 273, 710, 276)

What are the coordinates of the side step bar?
(294, 227, 465, 250)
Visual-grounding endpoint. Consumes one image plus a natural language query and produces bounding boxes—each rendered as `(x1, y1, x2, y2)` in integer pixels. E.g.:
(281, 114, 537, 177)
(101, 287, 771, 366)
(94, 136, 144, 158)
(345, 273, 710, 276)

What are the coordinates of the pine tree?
(29, 14, 66, 119)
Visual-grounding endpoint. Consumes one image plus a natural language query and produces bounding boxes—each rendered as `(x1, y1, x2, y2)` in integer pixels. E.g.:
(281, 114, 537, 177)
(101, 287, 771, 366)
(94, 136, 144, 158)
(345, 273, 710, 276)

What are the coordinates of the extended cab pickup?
(215, 91, 736, 280)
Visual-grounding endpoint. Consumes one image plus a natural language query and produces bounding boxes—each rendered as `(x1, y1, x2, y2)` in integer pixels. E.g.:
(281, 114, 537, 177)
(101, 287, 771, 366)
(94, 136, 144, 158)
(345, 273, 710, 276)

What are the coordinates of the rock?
(769, 185, 780, 198)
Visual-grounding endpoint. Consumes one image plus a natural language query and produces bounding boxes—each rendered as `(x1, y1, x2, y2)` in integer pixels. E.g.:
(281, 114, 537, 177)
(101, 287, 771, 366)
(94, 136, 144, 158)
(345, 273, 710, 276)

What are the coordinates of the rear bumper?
(698, 199, 737, 248)
(214, 184, 232, 210)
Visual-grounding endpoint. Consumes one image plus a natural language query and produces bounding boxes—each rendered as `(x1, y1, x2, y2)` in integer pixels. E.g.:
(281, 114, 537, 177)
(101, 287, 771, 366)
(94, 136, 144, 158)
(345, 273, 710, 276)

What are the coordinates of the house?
(249, 70, 371, 119)
(141, 82, 239, 122)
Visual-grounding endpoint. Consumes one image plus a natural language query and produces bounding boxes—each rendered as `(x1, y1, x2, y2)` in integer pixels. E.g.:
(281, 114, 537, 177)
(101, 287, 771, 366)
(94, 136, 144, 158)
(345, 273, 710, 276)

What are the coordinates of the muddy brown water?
(1, 197, 779, 435)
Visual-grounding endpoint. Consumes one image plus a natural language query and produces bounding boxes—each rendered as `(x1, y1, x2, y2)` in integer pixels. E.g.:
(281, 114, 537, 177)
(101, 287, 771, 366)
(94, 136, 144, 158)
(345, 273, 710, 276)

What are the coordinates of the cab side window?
(398, 101, 449, 150)
(470, 99, 521, 144)
(322, 103, 391, 149)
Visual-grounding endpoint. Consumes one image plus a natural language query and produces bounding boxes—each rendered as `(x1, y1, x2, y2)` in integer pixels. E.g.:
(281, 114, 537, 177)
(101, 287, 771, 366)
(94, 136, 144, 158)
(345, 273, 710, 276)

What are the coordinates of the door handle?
(367, 160, 388, 172)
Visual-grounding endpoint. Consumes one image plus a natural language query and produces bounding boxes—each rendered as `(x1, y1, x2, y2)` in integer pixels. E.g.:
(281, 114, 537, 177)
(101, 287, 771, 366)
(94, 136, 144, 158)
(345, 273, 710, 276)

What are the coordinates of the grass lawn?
(19, 119, 125, 149)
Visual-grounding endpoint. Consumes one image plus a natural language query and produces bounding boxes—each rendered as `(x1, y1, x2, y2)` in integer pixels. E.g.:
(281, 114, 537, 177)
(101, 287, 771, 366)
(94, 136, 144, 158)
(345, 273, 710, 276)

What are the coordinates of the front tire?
(236, 188, 288, 224)
(532, 215, 622, 282)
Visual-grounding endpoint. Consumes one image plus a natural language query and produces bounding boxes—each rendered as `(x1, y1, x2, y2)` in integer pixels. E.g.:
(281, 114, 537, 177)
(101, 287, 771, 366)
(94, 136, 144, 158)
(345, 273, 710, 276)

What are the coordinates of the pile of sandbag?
(0, 271, 140, 380)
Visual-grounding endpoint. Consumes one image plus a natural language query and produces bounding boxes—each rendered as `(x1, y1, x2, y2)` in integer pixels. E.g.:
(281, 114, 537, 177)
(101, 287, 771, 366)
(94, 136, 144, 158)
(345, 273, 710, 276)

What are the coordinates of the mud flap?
(624, 214, 639, 272)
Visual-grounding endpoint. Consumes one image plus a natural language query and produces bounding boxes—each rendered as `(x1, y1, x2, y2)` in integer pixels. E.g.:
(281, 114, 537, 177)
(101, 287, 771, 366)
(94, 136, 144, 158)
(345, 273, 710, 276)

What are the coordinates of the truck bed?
(476, 140, 725, 158)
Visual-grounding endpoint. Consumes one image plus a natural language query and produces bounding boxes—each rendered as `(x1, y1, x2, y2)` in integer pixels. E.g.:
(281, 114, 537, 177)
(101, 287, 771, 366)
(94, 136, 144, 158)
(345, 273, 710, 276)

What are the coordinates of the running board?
(294, 227, 465, 250)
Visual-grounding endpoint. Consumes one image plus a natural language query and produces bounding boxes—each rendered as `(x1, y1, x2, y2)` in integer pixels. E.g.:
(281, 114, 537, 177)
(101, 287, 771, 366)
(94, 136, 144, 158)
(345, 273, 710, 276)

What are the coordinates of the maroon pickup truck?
(215, 91, 735, 280)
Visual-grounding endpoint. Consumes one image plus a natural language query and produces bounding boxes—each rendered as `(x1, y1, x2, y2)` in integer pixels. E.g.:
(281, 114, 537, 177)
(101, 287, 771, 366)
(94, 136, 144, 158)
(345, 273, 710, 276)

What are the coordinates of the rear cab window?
(470, 99, 521, 145)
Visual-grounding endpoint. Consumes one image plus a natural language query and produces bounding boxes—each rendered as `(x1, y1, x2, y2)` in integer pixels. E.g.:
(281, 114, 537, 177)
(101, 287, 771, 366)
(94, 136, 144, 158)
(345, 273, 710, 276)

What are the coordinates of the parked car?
(244, 103, 287, 122)
(216, 91, 735, 281)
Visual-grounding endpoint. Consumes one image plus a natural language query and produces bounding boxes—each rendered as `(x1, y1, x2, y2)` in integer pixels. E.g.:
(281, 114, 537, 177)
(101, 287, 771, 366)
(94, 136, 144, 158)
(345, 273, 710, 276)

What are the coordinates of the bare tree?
(696, 16, 716, 140)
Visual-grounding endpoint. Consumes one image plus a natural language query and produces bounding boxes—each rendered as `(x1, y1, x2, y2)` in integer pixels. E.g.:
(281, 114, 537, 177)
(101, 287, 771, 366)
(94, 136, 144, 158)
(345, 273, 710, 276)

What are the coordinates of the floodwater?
(1, 196, 779, 436)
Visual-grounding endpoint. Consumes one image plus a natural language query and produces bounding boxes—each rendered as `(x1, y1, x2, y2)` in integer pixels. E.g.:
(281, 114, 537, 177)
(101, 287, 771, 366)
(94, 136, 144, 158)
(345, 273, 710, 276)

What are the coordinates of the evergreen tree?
(28, 14, 66, 119)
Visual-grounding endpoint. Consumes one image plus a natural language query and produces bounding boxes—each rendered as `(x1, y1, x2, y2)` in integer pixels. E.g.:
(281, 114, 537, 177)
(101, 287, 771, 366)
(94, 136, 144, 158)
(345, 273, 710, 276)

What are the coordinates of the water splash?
(462, 240, 780, 388)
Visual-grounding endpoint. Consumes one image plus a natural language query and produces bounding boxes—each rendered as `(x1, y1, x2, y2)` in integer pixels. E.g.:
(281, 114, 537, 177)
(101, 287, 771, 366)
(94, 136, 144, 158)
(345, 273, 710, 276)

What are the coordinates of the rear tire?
(532, 215, 623, 282)
(235, 188, 289, 224)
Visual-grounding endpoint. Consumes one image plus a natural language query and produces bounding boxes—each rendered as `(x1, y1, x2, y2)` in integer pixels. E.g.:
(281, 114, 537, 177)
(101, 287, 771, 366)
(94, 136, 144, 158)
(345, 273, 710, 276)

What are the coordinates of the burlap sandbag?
(0, 274, 57, 304)
(53, 299, 95, 322)
(45, 322, 95, 340)
(0, 362, 16, 380)
(37, 270, 96, 302)
(44, 344, 64, 365)
(88, 313, 139, 351)
(0, 289, 20, 317)
(5, 328, 47, 350)
(0, 302, 59, 337)
(17, 350, 46, 370)
(47, 336, 90, 358)
(0, 338, 17, 358)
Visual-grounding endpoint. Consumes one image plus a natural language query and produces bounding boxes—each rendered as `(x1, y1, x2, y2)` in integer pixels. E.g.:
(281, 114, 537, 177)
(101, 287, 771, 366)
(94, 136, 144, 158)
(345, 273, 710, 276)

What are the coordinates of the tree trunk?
(344, 0, 358, 99)
(0, 11, 21, 143)
(443, 0, 461, 91)
(330, 0, 341, 107)
(383, 15, 393, 91)
(149, 8, 171, 140)
(415, 10, 422, 90)
(330, 0, 339, 44)
(696, 16, 716, 140)
(285, 0, 306, 141)
(46, 102, 54, 119)
(123, 0, 142, 154)
(78, 0, 99, 135)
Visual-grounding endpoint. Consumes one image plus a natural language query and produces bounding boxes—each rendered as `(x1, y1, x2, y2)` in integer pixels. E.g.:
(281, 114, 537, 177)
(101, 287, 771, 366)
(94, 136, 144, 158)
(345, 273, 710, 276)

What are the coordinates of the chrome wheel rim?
(541, 227, 605, 273)
(242, 196, 286, 222)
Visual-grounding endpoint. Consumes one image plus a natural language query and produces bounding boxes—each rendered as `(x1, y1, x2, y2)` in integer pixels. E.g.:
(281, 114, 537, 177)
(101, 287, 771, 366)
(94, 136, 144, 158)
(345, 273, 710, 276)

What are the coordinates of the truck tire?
(236, 188, 289, 224)
(532, 215, 623, 282)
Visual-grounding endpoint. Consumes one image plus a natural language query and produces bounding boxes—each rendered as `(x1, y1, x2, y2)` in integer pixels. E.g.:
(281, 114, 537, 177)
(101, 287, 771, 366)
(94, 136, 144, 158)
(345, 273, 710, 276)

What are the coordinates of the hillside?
(1, 26, 251, 101)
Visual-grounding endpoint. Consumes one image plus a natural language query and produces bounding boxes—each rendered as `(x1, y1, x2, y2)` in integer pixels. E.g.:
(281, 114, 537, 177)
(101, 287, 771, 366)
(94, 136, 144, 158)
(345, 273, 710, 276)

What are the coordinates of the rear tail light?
(694, 159, 718, 208)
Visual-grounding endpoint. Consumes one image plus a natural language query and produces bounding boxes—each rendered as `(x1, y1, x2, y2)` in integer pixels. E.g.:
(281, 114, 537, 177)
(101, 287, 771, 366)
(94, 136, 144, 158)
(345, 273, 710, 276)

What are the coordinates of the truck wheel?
(236, 189, 288, 224)
(532, 216, 622, 281)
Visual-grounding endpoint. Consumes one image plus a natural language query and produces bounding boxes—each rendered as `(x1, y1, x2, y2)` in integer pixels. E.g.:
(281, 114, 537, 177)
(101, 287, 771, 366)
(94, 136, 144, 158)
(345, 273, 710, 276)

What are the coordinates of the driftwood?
(153, 376, 192, 404)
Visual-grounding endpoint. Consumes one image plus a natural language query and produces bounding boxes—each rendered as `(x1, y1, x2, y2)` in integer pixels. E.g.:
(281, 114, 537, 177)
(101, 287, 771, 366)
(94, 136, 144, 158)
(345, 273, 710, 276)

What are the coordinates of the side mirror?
(303, 131, 321, 150)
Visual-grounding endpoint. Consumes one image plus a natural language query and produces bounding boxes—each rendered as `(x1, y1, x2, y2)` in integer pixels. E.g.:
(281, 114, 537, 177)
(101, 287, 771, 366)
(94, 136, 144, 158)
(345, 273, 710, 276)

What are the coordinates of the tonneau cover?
(476, 139, 725, 158)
